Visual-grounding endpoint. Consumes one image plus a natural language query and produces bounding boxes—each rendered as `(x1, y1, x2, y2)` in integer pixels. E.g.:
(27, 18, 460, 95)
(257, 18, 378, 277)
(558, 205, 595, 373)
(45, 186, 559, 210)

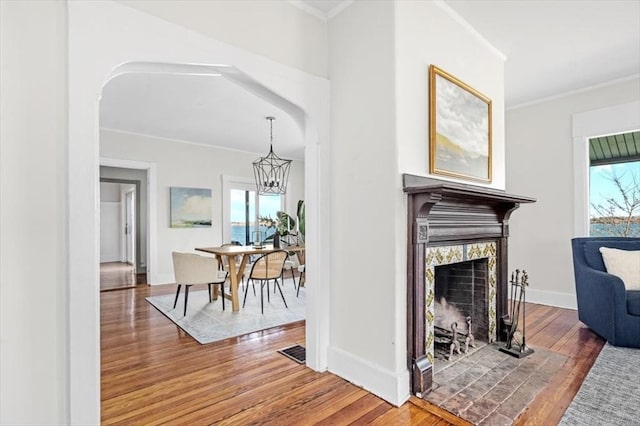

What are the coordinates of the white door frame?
(572, 100, 640, 236)
(124, 189, 135, 265)
(100, 157, 158, 283)
(68, 3, 330, 424)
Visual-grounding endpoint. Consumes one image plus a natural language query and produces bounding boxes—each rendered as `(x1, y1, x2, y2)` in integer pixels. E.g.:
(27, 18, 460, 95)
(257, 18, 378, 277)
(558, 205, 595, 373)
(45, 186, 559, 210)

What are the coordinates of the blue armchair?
(571, 237, 640, 348)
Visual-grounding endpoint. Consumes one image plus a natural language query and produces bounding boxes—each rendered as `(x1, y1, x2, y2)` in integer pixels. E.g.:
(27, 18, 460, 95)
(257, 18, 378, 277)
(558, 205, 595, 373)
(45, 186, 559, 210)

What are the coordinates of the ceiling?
(445, 0, 640, 107)
(296, 0, 640, 107)
(100, 73, 304, 159)
(101, 1, 640, 156)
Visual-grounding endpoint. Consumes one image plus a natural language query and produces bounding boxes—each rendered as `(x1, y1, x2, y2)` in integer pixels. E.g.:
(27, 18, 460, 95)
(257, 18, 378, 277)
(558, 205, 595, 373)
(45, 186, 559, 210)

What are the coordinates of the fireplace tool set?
(500, 269, 534, 358)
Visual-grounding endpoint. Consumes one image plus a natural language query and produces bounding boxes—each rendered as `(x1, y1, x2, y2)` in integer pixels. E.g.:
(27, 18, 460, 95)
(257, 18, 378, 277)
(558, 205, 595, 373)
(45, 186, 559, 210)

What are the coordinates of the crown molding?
(288, 0, 353, 22)
(507, 74, 640, 111)
(434, 0, 507, 62)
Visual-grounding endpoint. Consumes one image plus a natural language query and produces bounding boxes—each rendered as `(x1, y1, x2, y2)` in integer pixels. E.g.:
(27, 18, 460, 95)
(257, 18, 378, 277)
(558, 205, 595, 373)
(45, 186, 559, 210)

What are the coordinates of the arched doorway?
(68, 3, 330, 422)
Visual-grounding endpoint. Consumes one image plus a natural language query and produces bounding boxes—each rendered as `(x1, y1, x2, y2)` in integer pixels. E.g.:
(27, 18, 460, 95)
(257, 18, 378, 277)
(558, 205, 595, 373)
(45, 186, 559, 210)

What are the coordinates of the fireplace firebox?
(434, 259, 489, 363)
(403, 174, 535, 396)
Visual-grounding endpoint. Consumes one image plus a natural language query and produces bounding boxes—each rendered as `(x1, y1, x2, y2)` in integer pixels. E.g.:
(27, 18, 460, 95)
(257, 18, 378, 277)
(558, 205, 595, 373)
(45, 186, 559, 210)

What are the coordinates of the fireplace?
(433, 258, 489, 364)
(427, 242, 496, 369)
(403, 174, 535, 396)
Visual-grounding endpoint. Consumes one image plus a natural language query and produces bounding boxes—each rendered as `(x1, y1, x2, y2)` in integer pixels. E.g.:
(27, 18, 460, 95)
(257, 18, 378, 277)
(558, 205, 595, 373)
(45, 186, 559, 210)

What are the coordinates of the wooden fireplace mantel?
(403, 174, 536, 396)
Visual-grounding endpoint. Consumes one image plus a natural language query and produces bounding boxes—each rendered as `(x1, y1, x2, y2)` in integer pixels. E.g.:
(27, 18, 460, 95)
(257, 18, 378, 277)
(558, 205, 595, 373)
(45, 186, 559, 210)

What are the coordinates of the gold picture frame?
(429, 65, 492, 182)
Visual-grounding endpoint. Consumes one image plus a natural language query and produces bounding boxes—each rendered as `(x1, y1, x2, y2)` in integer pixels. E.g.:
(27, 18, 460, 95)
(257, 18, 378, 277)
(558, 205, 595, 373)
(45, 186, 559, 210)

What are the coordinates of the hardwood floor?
(513, 304, 605, 425)
(101, 285, 604, 425)
(100, 261, 146, 291)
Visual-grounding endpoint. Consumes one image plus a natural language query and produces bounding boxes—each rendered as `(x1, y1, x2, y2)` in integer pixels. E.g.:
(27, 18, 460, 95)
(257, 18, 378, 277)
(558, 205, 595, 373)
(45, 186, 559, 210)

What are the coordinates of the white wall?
(506, 77, 640, 309)
(99, 203, 121, 262)
(117, 0, 328, 78)
(395, 1, 506, 190)
(393, 3, 505, 401)
(100, 129, 305, 284)
(0, 1, 68, 424)
(327, 0, 506, 406)
(100, 182, 123, 262)
(328, 0, 406, 405)
(100, 181, 122, 202)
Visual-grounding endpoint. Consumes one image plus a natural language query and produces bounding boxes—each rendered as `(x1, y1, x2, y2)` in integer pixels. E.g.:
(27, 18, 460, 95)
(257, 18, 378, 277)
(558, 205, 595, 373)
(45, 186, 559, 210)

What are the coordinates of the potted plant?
(259, 211, 295, 248)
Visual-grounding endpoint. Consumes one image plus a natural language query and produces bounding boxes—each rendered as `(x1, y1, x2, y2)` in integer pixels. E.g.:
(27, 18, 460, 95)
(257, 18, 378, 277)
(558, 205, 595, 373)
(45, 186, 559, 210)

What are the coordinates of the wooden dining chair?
(296, 264, 305, 297)
(171, 252, 228, 316)
(243, 250, 289, 314)
(280, 234, 301, 290)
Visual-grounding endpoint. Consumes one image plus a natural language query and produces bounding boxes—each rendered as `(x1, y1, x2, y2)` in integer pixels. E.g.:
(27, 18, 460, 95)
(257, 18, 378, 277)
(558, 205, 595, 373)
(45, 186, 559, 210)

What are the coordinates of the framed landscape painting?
(429, 65, 492, 182)
(170, 187, 212, 228)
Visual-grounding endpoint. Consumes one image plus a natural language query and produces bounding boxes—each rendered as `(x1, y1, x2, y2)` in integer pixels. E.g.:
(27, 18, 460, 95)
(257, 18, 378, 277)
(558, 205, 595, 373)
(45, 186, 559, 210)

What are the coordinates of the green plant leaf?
(276, 211, 295, 236)
(297, 200, 305, 238)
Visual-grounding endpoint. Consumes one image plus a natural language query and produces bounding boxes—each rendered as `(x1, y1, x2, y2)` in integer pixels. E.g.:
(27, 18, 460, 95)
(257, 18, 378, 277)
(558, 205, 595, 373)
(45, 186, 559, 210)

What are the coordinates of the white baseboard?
(521, 289, 577, 310)
(327, 345, 410, 407)
(100, 254, 120, 263)
(150, 272, 174, 286)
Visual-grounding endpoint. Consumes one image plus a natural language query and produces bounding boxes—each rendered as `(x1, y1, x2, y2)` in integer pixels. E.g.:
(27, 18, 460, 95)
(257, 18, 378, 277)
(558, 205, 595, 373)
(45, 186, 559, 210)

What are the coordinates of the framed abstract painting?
(170, 187, 212, 228)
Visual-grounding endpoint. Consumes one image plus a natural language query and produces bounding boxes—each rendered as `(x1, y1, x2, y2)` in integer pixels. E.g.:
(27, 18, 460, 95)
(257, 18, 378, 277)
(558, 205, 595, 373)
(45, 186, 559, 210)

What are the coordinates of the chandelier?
(253, 116, 292, 195)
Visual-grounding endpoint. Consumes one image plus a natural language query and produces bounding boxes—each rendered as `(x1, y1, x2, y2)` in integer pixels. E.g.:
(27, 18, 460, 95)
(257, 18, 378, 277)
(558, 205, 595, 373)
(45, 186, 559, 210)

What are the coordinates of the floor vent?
(278, 345, 306, 364)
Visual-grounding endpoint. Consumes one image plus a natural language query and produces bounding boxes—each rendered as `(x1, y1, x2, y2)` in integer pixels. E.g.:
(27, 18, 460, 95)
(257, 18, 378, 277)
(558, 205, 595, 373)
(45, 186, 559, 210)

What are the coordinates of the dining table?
(195, 244, 306, 312)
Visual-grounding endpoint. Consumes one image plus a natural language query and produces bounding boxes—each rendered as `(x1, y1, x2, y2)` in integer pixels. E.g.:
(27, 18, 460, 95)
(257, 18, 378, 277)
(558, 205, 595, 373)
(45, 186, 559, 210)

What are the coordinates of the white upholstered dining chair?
(172, 252, 228, 316)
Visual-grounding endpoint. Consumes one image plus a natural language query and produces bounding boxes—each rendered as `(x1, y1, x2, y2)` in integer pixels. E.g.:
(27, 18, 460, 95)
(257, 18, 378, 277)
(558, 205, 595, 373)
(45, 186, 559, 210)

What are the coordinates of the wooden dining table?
(195, 244, 305, 312)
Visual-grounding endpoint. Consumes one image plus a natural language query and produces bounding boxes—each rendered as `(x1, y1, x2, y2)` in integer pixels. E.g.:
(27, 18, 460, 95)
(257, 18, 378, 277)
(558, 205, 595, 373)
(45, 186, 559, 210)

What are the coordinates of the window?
(588, 131, 640, 237)
(258, 194, 282, 239)
(230, 188, 256, 245)
(223, 177, 283, 245)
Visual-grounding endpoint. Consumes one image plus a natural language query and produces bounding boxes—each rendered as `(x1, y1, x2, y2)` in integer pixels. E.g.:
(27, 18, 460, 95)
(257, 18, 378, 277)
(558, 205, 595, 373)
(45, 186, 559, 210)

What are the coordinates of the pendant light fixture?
(253, 116, 292, 195)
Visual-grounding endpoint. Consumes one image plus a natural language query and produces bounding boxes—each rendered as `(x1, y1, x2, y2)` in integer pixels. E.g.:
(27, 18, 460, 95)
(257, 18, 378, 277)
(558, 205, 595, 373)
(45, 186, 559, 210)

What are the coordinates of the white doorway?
(99, 182, 123, 264)
(124, 188, 135, 265)
(68, 4, 330, 422)
(99, 179, 143, 291)
(100, 159, 158, 285)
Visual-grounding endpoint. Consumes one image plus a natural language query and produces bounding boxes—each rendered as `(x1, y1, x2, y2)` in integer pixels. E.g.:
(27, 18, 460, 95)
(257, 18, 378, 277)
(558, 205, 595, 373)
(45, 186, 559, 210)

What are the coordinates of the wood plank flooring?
(100, 261, 146, 291)
(101, 285, 604, 425)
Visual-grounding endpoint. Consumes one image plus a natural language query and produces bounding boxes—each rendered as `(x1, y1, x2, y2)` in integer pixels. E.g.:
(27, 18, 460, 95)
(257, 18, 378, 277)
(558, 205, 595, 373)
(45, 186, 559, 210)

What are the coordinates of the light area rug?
(146, 281, 305, 344)
(560, 343, 640, 426)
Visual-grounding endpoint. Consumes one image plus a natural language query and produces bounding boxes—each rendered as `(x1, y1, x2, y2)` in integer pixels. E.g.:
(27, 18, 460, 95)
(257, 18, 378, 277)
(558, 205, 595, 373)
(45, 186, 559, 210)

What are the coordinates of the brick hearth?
(426, 344, 567, 425)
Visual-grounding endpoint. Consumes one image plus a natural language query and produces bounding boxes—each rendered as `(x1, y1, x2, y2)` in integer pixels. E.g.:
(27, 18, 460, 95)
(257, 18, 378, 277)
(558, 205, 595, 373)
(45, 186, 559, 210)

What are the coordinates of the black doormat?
(278, 344, 306, 364)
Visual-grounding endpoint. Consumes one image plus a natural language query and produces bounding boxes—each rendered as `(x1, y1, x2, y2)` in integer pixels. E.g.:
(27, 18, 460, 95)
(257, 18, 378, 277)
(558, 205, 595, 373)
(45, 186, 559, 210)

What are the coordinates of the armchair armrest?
(574, 266, 628, 339)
